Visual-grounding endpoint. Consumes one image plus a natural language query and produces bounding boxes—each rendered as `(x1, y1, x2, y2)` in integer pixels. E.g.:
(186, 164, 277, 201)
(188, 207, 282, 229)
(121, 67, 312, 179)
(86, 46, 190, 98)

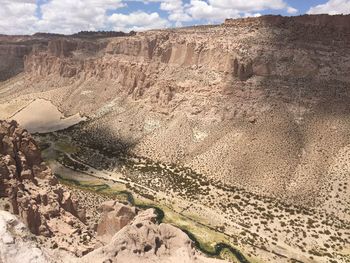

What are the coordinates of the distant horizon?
(1, 0, 350, 35)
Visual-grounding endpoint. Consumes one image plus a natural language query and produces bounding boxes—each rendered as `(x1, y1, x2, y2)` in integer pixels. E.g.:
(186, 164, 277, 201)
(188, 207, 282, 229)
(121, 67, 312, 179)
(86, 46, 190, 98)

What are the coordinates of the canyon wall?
(0, 41, 32, 81)
(1, 15, 350, 209)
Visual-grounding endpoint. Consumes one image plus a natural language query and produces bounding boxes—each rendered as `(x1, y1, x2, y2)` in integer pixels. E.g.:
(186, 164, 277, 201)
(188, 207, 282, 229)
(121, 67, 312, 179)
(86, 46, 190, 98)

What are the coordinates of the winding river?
(57, 174, 250, 263)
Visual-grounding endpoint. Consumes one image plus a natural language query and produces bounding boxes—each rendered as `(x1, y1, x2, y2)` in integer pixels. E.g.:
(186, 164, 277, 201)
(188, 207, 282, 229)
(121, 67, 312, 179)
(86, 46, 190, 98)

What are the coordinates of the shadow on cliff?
(229, 15, 350, 204)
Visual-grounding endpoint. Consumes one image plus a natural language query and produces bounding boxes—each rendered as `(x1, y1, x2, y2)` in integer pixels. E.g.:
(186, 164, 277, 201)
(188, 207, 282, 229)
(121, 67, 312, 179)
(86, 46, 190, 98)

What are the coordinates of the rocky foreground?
(0, 120, 93, 255)
(0, 120, 224, 263)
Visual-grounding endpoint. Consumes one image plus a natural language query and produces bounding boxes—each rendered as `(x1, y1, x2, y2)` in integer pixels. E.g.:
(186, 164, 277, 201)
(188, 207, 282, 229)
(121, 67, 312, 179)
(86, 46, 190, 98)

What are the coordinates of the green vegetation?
(38, 130, 350, 263)
(55, 170, 250, 263)
(56, 174, 131, 202)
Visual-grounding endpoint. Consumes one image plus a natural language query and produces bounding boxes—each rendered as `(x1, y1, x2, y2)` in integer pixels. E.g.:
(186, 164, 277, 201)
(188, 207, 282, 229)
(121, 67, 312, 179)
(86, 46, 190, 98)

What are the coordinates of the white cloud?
(0, 0, 169, 34)
(0, 0, 38, 34)
(0, 0, 300, 35)
(108, 11, 170, 31)
(36, 0, 125, 34)
(160, 0, 183, 12)
(129, 1, 190, 24)
(287, 6, 298, 14)
(244, 13, 263, 18)
(308, 0, 350, 15)
(186, 0, 297, 22)
(187, 0, 240, 21)
(145, 0, 298, 24)
(168, 11, 192, 23)
(160, 0, 192, 23)
(208, 0, 288, 12)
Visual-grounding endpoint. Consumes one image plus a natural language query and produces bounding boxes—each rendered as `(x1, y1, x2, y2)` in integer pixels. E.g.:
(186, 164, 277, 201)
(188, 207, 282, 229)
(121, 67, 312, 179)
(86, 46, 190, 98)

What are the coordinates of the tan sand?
(9, 98, 85, 133)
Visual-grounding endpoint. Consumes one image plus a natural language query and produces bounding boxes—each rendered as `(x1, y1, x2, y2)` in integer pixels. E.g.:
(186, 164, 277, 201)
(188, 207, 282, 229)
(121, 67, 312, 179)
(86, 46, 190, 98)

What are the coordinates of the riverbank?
(34, 129, 350, 263)
(56, 169, 251, 263)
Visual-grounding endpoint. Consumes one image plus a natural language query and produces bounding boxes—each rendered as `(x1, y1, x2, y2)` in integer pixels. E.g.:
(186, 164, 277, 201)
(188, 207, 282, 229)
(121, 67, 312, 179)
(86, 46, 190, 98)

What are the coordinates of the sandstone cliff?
(0, 40, 32, 81)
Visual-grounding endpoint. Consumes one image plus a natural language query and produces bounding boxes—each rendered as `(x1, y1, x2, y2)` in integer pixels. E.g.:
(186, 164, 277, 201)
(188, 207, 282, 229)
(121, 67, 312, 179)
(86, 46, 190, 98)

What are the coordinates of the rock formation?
(224, 14, 350, 31)
(82, 208, 223, 263)
(0, 120, 93, 255)
(0, 207, 224, 263)
(0, 211, 56, 263)
(96, 200, 137, 243)
(0, 40, 32, 81)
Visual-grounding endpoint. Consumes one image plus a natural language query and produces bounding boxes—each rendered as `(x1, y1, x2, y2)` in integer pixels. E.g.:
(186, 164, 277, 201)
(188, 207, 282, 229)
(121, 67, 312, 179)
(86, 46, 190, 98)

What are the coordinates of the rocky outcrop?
(0, 32, 135, 82)
(233, 58, 253, 81)
(82, 208, 223, 263)
(0, 211, 57, 263)
(48, 39, 78, 57)
(0, 206, 225, 263)
(0, 120, 93, 255)
(96, 200, 137, 243)
(0, 43, 32, 81)
(224, 14, 350, 31)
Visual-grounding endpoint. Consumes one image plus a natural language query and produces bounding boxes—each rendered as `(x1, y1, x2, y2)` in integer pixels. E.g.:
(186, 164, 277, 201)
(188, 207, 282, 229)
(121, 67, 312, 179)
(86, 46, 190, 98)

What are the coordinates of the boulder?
(0, 211, 55, 263)
(96, 201, 137, 243)
(82, 208, 224, 263)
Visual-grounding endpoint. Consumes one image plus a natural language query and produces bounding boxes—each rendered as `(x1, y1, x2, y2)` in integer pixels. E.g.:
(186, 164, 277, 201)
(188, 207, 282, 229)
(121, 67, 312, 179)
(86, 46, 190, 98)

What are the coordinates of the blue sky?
(1, 0, 350, 34)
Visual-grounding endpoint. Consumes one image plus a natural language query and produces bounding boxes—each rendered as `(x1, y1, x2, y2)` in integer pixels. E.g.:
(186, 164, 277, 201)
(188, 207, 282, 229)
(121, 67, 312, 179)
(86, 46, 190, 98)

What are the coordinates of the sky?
(1, 0, 350, 35)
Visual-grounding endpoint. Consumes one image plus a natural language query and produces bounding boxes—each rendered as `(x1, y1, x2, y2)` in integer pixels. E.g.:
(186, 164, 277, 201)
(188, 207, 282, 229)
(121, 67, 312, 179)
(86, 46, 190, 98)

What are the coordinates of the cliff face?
(0, 42, 32, 81)
(23, 15, 350, 82)
(0, 31, 131, 81)
(0, 120, 95, 255)
(1, 15, 350, 208)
